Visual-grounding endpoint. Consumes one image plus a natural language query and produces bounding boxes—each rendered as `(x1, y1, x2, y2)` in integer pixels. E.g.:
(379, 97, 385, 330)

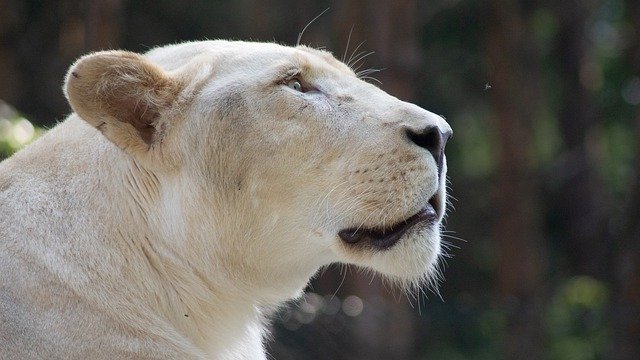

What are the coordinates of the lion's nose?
(406, 125, 452, 171)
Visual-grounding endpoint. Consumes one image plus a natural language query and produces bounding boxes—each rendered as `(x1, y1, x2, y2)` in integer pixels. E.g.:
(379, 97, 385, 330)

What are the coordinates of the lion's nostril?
(408, 126, 439, 152)
(406, 126, 450, 172)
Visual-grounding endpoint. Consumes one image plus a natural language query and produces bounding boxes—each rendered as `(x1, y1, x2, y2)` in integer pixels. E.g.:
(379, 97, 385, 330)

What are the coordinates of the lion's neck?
(109, 159, 272, 355)
(116, 154, 318, 357)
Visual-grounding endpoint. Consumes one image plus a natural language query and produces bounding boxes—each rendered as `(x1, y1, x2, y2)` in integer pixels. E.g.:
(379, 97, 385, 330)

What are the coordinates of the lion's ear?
(64, 51, 183, 153)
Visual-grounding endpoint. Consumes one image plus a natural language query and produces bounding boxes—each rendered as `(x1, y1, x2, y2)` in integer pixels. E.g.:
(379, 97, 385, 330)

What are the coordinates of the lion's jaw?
(148, 41, 452, 301)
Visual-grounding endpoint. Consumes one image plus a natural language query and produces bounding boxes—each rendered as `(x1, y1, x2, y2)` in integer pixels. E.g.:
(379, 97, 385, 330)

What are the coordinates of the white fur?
(0, 40, 451, 359)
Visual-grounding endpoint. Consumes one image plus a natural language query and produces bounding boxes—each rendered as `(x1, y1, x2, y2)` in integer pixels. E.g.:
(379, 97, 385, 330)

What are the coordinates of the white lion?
(0, 40, 451, 359)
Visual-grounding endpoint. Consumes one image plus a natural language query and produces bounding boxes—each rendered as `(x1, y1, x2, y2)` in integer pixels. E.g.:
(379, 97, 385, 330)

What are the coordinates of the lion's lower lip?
(338, 199, 438, 250)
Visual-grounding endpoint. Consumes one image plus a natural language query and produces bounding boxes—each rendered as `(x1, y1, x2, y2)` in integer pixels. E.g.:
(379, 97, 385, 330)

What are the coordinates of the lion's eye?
(286, 79, 303, 92)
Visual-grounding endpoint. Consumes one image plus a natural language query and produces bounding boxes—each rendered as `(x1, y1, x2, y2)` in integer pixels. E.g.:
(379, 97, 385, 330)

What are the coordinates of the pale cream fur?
(0, 40, 451, 359)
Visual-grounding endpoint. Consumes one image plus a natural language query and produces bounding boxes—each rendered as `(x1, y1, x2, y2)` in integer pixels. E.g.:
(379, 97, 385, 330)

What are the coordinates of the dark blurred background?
(1, 0, 639, 359)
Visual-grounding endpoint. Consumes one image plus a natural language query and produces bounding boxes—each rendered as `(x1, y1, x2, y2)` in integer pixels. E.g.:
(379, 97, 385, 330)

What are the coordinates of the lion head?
(64, 40, 452, 302)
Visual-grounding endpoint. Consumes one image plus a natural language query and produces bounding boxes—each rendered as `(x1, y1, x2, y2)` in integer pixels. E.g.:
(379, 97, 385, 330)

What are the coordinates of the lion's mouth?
(338, 193, 441, 250)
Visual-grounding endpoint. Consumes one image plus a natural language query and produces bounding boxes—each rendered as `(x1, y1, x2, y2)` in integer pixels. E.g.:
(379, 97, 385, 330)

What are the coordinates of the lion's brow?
(297, 47, 356, 75)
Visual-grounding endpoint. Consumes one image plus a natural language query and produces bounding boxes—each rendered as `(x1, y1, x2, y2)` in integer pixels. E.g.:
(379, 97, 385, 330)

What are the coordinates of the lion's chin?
(331, 172, 448, 286)
(337, 225, 442, 286)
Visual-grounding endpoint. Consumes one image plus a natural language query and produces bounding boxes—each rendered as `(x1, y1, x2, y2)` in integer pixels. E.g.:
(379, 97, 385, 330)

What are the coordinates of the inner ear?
(104, 85, 159, 144)
(64, 51, 183, 150)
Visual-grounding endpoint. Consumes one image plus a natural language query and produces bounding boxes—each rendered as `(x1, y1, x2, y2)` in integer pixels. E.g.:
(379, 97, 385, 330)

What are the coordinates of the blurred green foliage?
(547, 277, 610, 360)
(0, 115, 42, 159)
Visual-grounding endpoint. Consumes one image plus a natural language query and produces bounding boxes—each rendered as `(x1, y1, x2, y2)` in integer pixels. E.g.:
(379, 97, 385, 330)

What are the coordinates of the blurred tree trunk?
(333, 1, 421, 359)
(484, 1, 546, 358)
(610, 2, 640, 358)
(240, 0, 272, 40)
(0, 1, 25, 107)
(85, 0, 122, 51)
(0, 0, 121, 125)
(335, 0, 420, 100)
(552, 0, 610, 280)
